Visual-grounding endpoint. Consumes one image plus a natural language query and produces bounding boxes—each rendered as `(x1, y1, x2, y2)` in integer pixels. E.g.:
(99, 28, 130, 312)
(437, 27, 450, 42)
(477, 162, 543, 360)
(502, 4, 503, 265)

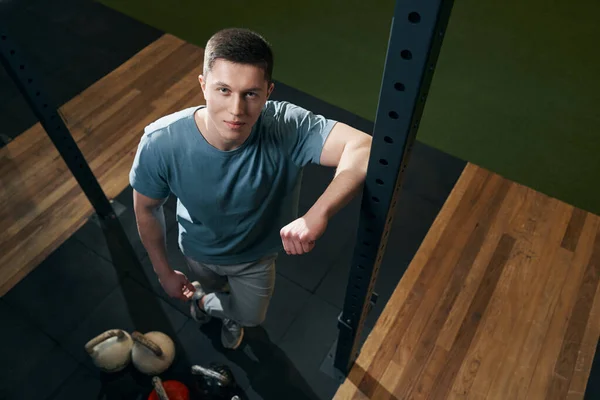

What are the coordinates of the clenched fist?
(280, 211, 328, 255)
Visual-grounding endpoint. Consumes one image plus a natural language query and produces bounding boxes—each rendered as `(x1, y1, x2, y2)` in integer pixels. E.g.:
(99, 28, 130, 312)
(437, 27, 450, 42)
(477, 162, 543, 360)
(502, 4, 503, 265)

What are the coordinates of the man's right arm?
(133, 189, 195, 301)
(133, 189, 171, 277)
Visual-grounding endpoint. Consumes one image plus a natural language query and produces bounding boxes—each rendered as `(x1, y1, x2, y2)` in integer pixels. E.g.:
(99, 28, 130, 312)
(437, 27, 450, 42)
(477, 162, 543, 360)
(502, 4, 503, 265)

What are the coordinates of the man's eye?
(219, 88, 229, 93)
(246, 92, 257, 98)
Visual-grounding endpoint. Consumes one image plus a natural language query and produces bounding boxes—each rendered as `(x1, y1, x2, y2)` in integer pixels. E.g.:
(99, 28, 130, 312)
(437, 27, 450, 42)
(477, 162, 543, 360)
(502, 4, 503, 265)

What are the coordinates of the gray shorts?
(184, 253, 278, 327)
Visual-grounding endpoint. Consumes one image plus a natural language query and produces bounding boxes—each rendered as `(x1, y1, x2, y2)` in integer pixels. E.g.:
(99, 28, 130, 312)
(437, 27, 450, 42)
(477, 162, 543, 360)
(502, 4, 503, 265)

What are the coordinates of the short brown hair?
(203, 28, 274, 82)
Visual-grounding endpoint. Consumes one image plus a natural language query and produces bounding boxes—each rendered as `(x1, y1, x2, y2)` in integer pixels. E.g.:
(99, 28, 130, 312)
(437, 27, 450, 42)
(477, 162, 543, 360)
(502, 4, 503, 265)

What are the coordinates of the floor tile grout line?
(72, 234, 115, 265)
(273, 294, 314, 347)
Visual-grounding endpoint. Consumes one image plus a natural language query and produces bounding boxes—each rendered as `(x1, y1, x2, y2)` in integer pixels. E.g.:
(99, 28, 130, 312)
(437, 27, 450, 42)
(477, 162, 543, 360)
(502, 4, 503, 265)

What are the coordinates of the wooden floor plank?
(485, 198, 572, 399)
(358, 166, 497, 399)
(547, 222, 600, 398)
(0, 33, 205, 295)
(440, 184, 530, 399)
(568, 220, 600, 397)
(436, 182, 527, 352)
(61, 34, 187, 125)
(426, 233, 516, 400)
(390, 177, 512, 399)
(337, 164, 480, 399)
(334, 165, 600, 400)
(525, 214, 600, 399)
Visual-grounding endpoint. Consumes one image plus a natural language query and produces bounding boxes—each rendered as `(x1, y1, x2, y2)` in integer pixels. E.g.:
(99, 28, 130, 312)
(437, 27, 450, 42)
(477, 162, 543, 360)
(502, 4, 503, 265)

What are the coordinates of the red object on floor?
(148, 380, 190, 400)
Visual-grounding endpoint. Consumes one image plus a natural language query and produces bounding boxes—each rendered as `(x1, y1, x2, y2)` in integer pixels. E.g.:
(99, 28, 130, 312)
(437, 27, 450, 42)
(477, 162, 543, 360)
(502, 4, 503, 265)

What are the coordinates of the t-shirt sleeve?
(278, 102, 338, 167)
(129, 130, 171, 200)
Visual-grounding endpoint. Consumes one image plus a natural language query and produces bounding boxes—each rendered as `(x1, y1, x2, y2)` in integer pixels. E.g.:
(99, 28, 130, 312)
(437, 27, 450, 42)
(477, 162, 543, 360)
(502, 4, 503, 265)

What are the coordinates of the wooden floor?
(0, 34, 205, 296)
(335, 163, 600, 400)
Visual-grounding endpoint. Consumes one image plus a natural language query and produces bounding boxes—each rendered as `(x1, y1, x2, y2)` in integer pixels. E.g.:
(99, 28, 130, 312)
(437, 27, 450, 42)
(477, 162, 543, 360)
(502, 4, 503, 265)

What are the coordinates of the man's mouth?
(224, 121, 245, 130)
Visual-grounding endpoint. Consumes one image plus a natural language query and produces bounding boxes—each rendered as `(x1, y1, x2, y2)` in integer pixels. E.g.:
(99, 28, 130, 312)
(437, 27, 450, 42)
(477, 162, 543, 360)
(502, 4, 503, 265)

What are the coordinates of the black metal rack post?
(332, 0, 455, 375)
(0, 29, 140, 277)
(0, 27, 196, 390)
(0, 31, 117, 220)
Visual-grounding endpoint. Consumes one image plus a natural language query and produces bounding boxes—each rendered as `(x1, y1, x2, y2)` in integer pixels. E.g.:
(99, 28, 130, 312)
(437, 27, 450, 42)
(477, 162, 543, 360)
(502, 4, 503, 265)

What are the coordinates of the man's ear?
(266, 82, 275, 98)
(198, 74, 206, 92)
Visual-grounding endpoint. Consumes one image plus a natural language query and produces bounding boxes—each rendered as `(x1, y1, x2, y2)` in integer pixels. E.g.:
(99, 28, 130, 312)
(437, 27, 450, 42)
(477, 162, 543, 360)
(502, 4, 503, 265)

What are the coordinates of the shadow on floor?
(197, 321, 321, 400)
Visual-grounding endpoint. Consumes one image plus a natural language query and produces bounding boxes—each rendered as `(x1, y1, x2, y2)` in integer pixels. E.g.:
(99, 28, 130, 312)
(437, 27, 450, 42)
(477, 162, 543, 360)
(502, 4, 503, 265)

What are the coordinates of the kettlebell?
(148, 376, 190, 400)
(192, 363, 241, 399)
(84, 329, 133, 373)
(131, 331, 175, 375)
(191, 364, 234, 387)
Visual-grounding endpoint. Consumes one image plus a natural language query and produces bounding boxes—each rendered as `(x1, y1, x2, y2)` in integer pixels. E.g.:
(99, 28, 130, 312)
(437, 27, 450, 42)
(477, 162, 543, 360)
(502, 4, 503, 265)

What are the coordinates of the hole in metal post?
(394, 82, 405, 91)
(389, 111, 399, 119)
(379, 159, 388, 165)
(10, 49, 15, 55)
(401, 50, 412, 60)
(372, 197, 380, 203)
(384, 136, 393, 144)
(408, 12, 421, 23)
(1, 35, 6, 40)
(19, 65, 24, 70)
(376, 179, 384, 185)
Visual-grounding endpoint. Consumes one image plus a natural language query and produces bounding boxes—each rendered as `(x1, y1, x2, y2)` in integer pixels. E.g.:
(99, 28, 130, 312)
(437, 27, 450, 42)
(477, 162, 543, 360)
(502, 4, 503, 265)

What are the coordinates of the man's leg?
(218, 253, 277, 349)
(222, 253, 277, 325)
(184, 256, 228, 323)
(188, 253, 277, 349)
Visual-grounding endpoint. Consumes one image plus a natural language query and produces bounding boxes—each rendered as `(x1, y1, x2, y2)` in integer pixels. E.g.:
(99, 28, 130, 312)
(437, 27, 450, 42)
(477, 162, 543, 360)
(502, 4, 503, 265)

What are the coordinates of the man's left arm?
(280, 122, 372, 255)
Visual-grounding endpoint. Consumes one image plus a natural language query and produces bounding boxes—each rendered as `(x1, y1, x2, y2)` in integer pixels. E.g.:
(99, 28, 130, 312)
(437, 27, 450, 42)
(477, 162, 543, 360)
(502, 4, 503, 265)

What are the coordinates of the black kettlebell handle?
(191, 365, 230, 386)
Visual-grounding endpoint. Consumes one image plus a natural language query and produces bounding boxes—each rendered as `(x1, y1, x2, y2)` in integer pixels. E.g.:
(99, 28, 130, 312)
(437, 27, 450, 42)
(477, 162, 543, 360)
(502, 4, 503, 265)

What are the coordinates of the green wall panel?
(100, 0, 600, 215)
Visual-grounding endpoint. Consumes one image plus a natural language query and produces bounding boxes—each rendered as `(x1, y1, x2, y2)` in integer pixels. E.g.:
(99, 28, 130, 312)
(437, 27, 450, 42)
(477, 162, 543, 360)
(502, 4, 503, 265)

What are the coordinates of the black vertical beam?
(0, 29, 199, 390)
(333, 0, 455, 374)
(0, 30, 116, 220)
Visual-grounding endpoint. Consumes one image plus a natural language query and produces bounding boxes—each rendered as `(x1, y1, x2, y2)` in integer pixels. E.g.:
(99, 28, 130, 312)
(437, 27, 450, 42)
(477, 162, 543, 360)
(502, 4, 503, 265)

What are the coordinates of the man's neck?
(194, 108, 228, 151)
(195, 108, 254, 152)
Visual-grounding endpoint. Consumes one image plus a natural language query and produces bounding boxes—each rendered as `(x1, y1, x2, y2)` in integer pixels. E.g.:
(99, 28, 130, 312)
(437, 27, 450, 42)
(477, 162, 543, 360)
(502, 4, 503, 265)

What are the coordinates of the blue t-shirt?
(129, 100, 337, 264)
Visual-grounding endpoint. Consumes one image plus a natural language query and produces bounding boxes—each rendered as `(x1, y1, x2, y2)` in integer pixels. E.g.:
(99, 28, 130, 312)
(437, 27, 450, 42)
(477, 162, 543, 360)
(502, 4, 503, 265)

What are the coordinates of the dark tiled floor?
(0, 2, 468, 399)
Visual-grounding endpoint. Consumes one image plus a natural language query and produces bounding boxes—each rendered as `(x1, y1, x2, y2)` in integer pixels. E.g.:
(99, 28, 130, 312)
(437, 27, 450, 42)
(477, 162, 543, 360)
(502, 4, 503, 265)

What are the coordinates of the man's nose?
(229, 95, 244, 116)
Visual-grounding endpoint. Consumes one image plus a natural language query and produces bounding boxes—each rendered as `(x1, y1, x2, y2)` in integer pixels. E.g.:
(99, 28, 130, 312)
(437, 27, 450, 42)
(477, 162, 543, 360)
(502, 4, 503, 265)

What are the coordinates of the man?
(130, 28, 372, 350)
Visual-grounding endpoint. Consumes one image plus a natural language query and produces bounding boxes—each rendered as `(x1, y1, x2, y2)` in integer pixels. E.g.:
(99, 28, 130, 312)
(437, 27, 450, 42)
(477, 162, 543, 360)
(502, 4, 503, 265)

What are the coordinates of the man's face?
(199, 59, 274, 149)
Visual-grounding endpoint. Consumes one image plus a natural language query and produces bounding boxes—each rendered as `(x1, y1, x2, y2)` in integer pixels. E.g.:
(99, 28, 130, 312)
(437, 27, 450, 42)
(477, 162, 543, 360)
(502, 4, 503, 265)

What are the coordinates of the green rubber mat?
(99, 0, 600, 216)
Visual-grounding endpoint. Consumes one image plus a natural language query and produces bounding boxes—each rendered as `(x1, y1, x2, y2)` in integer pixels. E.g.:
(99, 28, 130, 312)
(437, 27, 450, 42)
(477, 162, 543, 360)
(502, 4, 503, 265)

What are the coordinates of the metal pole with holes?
(332, 0, 455, 375)
(0, 29, 140, 276)
(0, 30, 117, 220)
